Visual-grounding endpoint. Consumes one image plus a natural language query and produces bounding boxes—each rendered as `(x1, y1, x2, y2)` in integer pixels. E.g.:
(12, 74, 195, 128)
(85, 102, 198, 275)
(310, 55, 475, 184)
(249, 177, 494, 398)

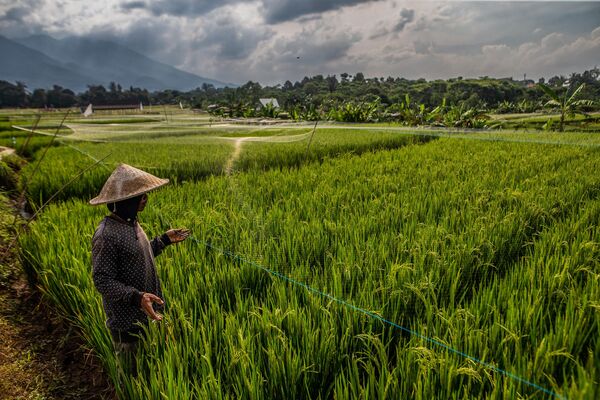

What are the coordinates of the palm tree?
(538, 83, 594, 132)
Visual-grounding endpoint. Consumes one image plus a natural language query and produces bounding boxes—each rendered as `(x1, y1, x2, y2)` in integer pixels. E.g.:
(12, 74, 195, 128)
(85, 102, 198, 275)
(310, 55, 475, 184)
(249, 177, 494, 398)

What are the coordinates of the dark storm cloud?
(261, 0, 382, 24)
(369, 8, 414, 40)
(199, 15, 272, 60)
(121, 1, 146, 11)
(295, 14, 324, 24)
(266, 25, 360, 66)
(86, 7, 273, 69)
(0, 0, 43, 23)
(120, 0, 237, 17)
(92, 19, 173, 59)
(238, 26, 362, 84)
(393, 8, 414, 33)
(0, 0, 46, 37)
(0, 6, 30, 22)
(283, 34, 355, 64)
(119, 0, 383, 23)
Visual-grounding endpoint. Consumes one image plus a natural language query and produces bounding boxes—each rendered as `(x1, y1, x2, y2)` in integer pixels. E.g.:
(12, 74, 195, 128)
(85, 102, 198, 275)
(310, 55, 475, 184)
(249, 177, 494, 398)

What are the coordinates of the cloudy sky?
(1, 1, 599, 85)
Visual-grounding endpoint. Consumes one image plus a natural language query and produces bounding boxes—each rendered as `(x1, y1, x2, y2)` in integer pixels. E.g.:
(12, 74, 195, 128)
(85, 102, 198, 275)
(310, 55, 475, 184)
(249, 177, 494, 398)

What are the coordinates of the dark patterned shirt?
(92, 215, 169, 342)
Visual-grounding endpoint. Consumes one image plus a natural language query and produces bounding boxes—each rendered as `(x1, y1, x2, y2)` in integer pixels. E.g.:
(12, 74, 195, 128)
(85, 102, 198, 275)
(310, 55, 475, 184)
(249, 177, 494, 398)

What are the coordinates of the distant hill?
(1, 34, 232, 92)
(0, 35, 97, 91)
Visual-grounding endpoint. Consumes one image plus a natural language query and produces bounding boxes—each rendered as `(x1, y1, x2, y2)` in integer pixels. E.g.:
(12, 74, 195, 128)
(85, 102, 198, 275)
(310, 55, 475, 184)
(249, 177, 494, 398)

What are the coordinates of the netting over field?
(14, 110, 600, 399)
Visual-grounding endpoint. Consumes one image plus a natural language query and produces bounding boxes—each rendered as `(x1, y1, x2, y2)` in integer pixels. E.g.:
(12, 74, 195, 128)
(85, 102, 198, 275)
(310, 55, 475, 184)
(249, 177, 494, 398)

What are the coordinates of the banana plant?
(426, 98, 447, 126)
(444, 103, 490, 128)
(496, 100, 515, 114)
(538, 83, 595, 132)
(260, 102, 280, 118)
(328, 98, 381, 122)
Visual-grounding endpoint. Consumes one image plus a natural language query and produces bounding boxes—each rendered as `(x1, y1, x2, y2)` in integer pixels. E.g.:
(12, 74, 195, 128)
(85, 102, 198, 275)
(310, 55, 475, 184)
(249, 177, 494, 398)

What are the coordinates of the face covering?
(107, 194, 143, 222)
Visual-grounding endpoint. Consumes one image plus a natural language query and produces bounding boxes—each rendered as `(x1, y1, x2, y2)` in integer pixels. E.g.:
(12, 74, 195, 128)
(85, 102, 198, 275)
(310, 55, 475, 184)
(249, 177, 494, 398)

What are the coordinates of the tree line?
(0, 82, 151, 109)
(1, 69, 598, 115)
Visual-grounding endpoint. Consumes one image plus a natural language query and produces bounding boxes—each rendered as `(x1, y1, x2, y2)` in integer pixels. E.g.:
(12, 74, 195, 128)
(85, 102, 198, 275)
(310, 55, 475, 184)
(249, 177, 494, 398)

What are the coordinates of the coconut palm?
(538, 83, 594, 132)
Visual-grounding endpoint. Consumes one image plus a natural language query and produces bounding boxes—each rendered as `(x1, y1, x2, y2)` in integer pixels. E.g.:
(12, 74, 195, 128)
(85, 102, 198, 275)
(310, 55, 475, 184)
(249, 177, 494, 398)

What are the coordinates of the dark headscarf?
(107, 194, 143, 222)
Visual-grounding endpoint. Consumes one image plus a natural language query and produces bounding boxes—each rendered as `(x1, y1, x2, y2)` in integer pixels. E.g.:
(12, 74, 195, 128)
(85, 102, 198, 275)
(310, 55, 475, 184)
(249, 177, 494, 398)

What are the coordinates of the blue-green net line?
(188, 236, 565, 399)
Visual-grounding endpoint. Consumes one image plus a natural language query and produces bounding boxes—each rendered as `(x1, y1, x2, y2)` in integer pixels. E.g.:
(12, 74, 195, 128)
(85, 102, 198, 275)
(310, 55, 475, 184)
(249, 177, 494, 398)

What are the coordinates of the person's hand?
(140, 292, 164, 321)
(166, 228, 190, 244)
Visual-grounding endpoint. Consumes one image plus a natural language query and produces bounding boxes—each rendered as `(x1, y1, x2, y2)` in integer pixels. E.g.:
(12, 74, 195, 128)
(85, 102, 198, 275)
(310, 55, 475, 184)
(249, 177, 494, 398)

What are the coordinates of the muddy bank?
(0, 194, 115, 400)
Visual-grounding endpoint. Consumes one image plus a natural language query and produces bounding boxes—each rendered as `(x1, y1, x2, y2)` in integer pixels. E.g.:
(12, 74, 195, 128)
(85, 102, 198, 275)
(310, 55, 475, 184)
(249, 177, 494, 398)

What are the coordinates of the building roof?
(259, 98, 279, 108)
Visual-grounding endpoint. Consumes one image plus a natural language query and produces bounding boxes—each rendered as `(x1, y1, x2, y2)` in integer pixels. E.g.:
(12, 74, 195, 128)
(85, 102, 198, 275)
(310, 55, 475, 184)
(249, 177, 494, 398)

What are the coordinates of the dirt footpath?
(0, 146, 15, 159)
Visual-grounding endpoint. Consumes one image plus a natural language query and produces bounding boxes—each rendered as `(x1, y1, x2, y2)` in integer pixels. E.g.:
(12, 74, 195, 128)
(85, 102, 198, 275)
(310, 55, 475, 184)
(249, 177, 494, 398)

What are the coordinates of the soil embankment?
(0, 194, 114, 399)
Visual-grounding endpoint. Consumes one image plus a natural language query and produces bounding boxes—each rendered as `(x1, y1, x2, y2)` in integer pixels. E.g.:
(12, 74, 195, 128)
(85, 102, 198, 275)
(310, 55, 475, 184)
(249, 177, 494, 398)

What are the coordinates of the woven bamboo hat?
(89, 164, 169, 205)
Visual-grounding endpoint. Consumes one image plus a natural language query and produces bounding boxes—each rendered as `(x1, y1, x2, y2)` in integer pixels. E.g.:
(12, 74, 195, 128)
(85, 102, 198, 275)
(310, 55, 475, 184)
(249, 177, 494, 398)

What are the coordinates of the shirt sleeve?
(92, 231, 143, 307)
(150, 233, 171, 257)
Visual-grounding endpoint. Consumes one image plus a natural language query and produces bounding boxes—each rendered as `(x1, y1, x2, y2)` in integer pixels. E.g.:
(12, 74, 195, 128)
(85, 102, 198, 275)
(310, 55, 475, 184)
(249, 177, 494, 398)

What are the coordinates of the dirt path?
(0, 146, 15, 160)
(224, 137, 249, 175)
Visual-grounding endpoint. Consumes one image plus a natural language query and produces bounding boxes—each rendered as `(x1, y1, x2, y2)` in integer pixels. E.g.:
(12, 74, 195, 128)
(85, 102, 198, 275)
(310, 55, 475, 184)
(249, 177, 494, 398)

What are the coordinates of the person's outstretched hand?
(166, 228, 190, 244)
(141, 292, 164, 321)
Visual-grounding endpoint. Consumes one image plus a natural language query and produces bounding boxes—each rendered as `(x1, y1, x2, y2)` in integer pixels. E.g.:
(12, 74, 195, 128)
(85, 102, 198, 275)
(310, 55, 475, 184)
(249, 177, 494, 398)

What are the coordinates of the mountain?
(2, 34, 232, 92)
(0, 35, 97, 91)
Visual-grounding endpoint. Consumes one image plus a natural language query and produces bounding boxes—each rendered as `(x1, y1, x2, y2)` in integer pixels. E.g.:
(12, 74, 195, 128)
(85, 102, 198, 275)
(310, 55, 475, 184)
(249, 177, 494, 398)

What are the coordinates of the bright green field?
(12, 110, 600, 205)
(10, 110, 600, 399)
(19, 116, 434, 204)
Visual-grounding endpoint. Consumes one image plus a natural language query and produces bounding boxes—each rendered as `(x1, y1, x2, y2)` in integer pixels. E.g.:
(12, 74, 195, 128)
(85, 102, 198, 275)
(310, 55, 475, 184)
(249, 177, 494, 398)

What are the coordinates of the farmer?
(90, 163, 189, 374)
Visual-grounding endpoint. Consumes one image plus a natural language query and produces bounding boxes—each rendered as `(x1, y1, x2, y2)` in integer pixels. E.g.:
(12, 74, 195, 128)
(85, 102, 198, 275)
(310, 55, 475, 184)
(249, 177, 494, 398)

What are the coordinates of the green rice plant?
(20, 137, 600, 398)
(22, 140, 235, 204)
(235, 128, 433, 172)
(23, 127, 435, 204)
(457, 130, 600, 146)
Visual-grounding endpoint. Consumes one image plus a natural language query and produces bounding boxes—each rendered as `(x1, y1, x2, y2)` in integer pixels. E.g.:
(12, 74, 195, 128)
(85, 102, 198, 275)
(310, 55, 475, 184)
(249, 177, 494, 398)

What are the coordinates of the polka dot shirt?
(92, 214, 169, 341)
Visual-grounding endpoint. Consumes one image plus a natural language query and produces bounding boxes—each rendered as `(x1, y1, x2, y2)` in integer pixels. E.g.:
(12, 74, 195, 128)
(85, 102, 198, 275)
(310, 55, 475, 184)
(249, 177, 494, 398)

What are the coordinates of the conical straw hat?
(89, 164, 169, 205)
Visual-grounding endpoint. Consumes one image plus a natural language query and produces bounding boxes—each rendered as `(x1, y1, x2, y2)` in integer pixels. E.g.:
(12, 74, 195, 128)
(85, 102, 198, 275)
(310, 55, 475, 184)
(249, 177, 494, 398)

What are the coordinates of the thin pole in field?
(18, 113, 41, 155)
(163, 105, 169, 124)
(12, 111, 69, 226)
(24, 110, 70, 184)
(304, 120, 319, 161)
(29, 153, 112, 220)
(3, 153, 112, 258)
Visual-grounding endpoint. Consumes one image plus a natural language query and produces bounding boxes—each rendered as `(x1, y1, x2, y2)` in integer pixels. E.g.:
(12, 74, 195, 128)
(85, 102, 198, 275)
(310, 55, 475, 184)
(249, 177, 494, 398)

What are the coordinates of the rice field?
(12, 110, 600, 399)
(20, 115, 433, 204)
